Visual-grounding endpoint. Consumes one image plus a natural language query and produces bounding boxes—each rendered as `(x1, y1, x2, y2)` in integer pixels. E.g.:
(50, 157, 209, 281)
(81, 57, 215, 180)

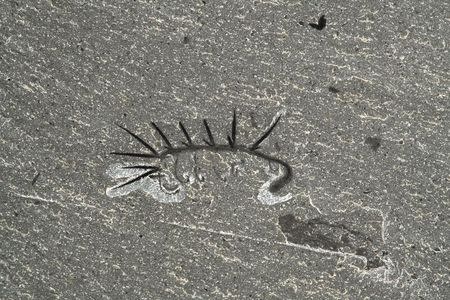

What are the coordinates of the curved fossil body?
(109, 110, 293, 201)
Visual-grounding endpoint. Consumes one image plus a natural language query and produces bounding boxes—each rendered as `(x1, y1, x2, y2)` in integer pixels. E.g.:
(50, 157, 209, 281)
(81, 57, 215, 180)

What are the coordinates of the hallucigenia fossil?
(109, 110, 293, 203)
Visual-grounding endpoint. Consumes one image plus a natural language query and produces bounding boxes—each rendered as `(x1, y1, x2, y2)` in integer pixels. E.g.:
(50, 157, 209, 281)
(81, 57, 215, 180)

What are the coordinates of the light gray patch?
(105, 163, 185, 203)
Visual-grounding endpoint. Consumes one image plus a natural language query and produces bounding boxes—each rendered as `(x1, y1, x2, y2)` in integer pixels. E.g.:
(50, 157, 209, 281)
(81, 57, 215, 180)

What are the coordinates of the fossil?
(108, 110, 293, 204)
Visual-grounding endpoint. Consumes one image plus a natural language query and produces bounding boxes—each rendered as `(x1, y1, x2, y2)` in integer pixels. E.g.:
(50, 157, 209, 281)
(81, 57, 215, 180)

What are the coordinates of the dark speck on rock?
(365, 137, 381, 151)
(328, 86, 340, 93)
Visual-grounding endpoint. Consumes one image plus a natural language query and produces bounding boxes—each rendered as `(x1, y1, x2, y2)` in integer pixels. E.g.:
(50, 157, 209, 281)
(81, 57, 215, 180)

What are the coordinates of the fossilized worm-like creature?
(110, 110, 292, 194)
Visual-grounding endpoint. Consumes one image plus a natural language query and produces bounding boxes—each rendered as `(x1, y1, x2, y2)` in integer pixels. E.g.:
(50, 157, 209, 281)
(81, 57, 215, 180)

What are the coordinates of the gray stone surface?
(1, 0, 449, 299)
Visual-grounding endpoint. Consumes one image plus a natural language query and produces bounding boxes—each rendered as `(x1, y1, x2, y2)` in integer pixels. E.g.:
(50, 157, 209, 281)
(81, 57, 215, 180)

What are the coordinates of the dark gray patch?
(365, 136, 381, 151)
(328, 86, 340, 93)
(278, 214, 385, 269)
(31, 172, 40, 186)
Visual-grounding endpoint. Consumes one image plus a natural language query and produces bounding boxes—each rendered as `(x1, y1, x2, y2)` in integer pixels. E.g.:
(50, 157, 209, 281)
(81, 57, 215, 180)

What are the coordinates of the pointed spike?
(110, 152, 158, 158)
(227, 135, 234, 147)
(112, 169, 159, 189)
(231, 109, 237, 146)
(151, 122, 173, 149)
(179, 121, 193, 145)
(249, 115, 281, 151)
(148, 174, 164, 179)
(203, 138, 213, 146)
(115, 124, 158, 155)
(203, 119, 215, 146)
(122, 165, 159, 170)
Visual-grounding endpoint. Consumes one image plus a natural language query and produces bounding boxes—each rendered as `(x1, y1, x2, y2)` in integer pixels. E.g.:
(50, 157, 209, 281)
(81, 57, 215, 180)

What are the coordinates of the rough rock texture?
(1, 0, 448, 299)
